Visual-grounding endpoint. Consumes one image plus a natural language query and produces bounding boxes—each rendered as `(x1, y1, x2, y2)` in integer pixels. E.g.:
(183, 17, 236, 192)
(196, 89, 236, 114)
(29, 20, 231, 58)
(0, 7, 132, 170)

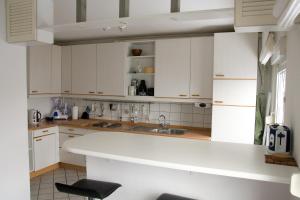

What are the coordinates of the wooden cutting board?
(265, 153, 298, 167)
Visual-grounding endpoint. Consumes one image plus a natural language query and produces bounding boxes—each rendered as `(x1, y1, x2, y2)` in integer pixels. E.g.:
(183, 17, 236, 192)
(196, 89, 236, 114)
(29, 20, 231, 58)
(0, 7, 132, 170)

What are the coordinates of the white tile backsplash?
(61, 98, 212, 128)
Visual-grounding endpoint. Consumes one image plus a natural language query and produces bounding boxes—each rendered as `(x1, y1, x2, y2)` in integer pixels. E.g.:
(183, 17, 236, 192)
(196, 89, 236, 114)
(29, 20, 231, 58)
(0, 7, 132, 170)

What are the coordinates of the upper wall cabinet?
(53, 0, 76, 25)
(61, 46, 72, 94)
(214, 32, 258, 79)
(97, 43, 127, 96)
(155, 39, 191, 98)
(87, 0, 119, 21)
(71, 44, 97, 95)
(29, 45, 52, 94)
(190, 37, 214, 99)
(129, 0, 171, 17)
(28, 45, 62, 94)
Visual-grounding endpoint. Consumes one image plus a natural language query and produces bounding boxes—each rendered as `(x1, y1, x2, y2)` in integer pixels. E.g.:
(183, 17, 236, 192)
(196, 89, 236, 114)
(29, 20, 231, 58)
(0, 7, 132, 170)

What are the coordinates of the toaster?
(268, 124, 291, 153)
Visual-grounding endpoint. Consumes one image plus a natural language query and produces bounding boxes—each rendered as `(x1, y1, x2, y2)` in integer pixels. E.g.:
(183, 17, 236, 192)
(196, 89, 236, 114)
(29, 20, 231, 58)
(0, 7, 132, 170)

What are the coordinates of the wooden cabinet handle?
(192, 94, 200, 97)
(215, 74, 225, 77)
(68, 135, 75, 138)
(68, 129, 75, 132)
(214, 101, 224, 104)
(179, 94, 187, 97)
(42, 130, 49, 133)
(35, 138, 42, 142)
(31, 91, 38, 93)
(98, 92, 103, 94)
(64, 90, 70, 93)
(89, 91, 95, 94)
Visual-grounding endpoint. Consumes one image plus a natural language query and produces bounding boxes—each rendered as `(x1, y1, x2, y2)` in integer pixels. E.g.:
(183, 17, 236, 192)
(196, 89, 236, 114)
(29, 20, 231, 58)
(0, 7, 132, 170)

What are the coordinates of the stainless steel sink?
(129, 125, 186, 135)
(151, 128, 186, 135)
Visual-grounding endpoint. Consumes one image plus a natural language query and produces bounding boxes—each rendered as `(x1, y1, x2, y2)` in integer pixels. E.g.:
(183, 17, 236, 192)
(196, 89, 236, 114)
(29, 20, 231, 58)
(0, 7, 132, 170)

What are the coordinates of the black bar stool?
(55, 179, 121, 200)
(157, 193, 197, 200)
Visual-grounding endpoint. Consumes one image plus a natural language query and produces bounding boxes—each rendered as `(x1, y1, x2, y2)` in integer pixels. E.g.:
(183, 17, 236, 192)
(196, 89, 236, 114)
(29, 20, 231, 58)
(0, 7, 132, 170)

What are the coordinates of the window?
(275, 68, 287, 124)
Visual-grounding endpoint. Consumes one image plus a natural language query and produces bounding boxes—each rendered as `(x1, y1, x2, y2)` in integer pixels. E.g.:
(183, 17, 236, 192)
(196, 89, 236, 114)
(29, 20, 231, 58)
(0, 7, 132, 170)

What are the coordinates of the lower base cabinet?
(211, 105, 256, 144)
(59, 132, 86, 166)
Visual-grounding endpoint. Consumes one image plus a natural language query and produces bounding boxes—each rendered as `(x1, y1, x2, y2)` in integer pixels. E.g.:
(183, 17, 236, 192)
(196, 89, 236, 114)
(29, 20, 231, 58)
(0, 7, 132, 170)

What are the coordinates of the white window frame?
(275, 65, 287, 124)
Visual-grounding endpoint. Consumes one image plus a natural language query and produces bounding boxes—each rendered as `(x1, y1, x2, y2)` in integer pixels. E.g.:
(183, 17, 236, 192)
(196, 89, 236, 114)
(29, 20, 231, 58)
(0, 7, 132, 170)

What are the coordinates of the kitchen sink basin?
(92, 121, 122, 128)
(129, 125, 186, 135)
(150, 128, 186, 135)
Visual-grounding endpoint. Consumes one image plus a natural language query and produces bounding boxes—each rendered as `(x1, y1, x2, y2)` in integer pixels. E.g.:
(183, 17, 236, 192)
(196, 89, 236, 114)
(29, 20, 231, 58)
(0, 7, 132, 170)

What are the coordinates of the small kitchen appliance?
(52, 109, 68, 120)
(28, 109, 42, 126)
(268, 124, 291, 154)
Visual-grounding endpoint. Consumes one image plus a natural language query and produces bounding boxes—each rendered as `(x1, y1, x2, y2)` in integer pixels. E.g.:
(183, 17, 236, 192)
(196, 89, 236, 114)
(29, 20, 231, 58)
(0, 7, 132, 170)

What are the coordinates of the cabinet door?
(33, 134, 57, 171)
(190, 37, 214, 99)
(51, 45, 61, 94)
(214, 32, 258, 79)
(71, 44, 97, 95)
(211, 105, 256, 144)
(29, 45, 51, 94)
(213, 80, 257, 106)
(59, 133, 86, 166)
(61, 46, 72, 94)
(155, 39, 191, 98)
(97, 43, 127, 96)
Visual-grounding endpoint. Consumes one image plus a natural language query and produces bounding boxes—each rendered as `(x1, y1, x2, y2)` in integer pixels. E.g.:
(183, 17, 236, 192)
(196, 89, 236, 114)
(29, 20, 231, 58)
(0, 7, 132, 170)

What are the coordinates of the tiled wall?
(64, 98, 212, 128)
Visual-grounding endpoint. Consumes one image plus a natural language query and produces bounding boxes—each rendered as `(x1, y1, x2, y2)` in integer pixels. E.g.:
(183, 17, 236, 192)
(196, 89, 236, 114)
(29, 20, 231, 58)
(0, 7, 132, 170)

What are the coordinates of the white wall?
(285, 25, 300, 165)
(0, 0, 30, 199)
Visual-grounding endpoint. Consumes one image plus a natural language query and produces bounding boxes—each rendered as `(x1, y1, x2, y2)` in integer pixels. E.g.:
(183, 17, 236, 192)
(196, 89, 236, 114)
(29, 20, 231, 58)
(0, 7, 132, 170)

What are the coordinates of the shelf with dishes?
(127, 41, 156, 97)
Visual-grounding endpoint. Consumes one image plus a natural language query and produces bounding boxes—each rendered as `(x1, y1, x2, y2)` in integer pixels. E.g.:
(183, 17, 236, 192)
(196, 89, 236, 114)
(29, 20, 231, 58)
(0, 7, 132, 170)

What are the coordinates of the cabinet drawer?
(33, 127, 59, 138)
(59, 126, 97, 135)
(59, 149, 86, 166)
(213, 80, 257, 106)
(59, 133, 81, 148)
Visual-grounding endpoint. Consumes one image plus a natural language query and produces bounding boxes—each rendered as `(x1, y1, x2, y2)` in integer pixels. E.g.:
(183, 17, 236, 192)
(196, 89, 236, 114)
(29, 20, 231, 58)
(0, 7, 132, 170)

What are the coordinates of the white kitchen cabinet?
(87, 0, 119, 21)
(129, 0, 171, 17)
(51, 45, 62, 94)
(28, 45, 52, 94)
(71, 44, 97, 95)
(33, 127, 59, 171)
(97, 43, 127, 96)
(59, 133, 86, 166)
(190, 37, 214, 99)
(213, 80, 257, 106)
(211, 105, 256, 144)
(54, 0, 76, 25)
(214, 32, 258, 79)
(61, 46, 72, 94)
(155, 39, 191, 98)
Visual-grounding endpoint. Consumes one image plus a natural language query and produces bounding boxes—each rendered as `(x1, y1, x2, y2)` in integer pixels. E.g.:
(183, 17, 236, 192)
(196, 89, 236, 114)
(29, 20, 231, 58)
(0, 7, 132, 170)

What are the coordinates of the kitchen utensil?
(81, 112, 89, 119)
(143, 66, 155, 73)
(28, 109, 42, 125)
(147, 88, 154, 96)
(52, 109, 68, 120)
(131, 49, 142, 56)
(268, 124, 291, 153)
(72, 106, 79, 120)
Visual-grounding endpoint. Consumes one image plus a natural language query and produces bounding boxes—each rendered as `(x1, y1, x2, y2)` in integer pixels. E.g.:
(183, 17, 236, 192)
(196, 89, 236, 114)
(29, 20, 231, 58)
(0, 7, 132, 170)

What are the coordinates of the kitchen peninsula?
(63, 131, 298, 200)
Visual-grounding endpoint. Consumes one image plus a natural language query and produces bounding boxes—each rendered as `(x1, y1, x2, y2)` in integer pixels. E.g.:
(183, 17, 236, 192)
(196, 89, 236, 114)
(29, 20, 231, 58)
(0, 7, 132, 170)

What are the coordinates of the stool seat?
(157, 193, 196, 200)
(55, 179, 121, 199)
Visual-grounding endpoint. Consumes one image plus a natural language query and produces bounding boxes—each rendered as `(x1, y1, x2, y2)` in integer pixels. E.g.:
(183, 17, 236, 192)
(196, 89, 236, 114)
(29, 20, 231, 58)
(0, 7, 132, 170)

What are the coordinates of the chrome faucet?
(159, 114, 167, 128)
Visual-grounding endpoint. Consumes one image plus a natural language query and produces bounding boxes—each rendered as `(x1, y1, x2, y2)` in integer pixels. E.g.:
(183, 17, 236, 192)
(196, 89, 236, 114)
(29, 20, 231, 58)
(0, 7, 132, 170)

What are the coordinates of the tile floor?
(30, 168, 86, 200)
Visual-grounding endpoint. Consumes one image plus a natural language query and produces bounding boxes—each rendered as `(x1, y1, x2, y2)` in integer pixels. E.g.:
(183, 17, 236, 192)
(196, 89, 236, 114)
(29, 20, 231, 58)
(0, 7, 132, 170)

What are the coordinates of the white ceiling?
(47, 0, 235, 42)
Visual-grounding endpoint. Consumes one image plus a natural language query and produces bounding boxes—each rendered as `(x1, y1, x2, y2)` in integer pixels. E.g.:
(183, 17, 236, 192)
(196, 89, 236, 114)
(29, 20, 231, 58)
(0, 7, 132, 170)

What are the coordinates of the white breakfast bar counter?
(63, 131, 299, 200)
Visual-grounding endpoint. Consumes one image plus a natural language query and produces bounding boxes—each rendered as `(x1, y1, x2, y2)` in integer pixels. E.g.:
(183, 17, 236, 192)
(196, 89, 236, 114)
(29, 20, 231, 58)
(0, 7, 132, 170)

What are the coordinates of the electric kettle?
(28, 109, 42, 125)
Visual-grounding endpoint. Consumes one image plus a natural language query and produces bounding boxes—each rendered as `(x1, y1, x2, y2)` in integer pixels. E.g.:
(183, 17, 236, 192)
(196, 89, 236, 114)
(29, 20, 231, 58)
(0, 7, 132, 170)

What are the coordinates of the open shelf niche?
(126, 41, 155, 97)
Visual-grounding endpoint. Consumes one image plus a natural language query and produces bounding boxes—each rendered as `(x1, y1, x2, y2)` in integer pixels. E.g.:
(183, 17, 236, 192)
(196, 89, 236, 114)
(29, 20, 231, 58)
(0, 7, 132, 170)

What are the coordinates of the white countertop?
(63, 131, 299, 184)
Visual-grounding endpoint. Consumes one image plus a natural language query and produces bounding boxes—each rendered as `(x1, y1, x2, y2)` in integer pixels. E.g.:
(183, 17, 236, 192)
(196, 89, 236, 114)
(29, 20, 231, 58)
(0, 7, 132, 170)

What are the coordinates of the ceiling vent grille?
(235, 0, 277, 27)
(6, 0, 37, 43)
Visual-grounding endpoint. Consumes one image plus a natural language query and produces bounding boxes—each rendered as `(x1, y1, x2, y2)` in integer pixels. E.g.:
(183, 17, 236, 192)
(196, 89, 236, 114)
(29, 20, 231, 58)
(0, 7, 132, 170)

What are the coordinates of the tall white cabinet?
(212, 32, 258, 144)
(97, 43, 127, 96)
(71, 44, 97, 95)
(61, 46, 72, 94)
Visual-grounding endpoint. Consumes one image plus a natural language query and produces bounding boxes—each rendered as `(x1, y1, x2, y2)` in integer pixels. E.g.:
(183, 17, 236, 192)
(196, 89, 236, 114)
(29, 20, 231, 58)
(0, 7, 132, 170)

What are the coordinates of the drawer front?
(59, 126, 97, 135)
(33, 127, 59, 138)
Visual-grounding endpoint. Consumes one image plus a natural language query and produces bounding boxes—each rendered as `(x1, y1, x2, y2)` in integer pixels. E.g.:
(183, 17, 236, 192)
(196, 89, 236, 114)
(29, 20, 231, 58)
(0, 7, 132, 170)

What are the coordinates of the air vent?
(6, 0, 36, 43)
(235, 0, 277, 28)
